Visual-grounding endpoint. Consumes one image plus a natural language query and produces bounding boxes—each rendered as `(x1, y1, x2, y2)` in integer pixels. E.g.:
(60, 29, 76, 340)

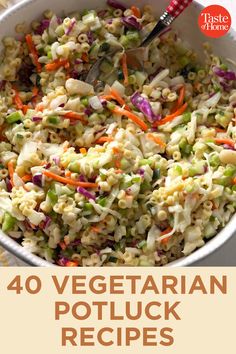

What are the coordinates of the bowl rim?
(0, 0, 235, 267)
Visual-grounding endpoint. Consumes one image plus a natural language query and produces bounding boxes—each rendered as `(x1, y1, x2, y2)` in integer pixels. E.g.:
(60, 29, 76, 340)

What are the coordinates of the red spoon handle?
(167, 0, 193, 18)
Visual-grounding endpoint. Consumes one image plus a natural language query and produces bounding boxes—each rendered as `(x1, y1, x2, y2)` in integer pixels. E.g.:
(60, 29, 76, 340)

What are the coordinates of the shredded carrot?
(32, 86, 39, 97)
(13, 89, 23, 110)
(153, 103, 188, 127)
(101, 93, 130, 111)
(59, 241, 67, 250)
(161, 227, 173, 236)
(111, 106, 148, 131)
(131, 5, 141, 18)
(45, 59, 69, 71)
(171, 85, 185, 113)
(146, 133, 166, 148)
(22, 105, 29, 114)
(29, 222, 37, 229)
(112, 146, 122, 168)
(100, 95, 114, 101)
(25, 34, 41, 73)
(63, 111, 86, 123)
(115, 169, 123, 174)
(95, 136, 114, 144)
(80, 148, 87, 154)
(214, 138, 235, 148)
(177, 86, 185, 107)
(122, 53, 129, 87)
(43, 170, 98, 188)
(160, 227, 173, 244)
(115, 160, 121, 168)
(35, 103, 44, 112)
(8, 160, 15, 186)
(81, 52, 89, 63)
(110, 89, 131, 111)
(215, 127, 227, 133)
(112, 147, 120, 154)
(91, 226, 101, 233)
(31, 87, 39, 106)
(65, 171, 72, 178)
(0, 124, 6, 141)
(65, 261, 79, 267)
(21, 174, 32, 182)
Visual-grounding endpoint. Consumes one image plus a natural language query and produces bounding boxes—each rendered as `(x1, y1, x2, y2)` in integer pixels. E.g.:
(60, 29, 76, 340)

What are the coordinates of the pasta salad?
(0, 1, 236, 266)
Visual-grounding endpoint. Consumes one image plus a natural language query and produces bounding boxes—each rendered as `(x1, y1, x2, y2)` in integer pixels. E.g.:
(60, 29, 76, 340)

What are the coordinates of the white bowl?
(0, 0, 236, 266)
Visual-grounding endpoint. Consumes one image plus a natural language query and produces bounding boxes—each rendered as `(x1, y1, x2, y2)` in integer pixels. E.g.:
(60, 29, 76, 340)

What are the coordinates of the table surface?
(0, 0, 235, 266)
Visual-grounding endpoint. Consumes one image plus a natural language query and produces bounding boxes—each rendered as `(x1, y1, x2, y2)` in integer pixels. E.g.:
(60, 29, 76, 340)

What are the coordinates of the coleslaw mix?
(0, 1, 236, 266)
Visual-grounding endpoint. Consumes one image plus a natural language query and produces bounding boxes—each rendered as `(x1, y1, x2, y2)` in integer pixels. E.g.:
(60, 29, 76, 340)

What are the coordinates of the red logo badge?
(198, 5, 231, 38)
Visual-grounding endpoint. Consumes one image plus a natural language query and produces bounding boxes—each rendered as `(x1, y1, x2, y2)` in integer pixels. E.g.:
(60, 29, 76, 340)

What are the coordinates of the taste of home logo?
(198, 4, 231, 38)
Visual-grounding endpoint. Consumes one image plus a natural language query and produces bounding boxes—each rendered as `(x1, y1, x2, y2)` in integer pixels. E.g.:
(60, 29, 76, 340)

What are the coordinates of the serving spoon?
(86, 0, 193, 84)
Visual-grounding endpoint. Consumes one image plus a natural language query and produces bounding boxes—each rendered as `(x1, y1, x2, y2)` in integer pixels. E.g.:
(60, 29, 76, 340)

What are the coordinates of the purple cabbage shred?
(52, 156, 60, 165)
(32, 116, 42, 122)
(32, 173, 43, 187)
(77, 187, 96, 200)
(137, 168, 145, 177)
(66, 19, 76, 35)
(79, 175, 86, 182)
(121, 16, 141, 30)
(87, 31, 94, 45)
(5, 178, 12, 192)
(107, 0, 127, 11)
(57, 256, 70, 266)
(42, 216, 51, 229)
(213, 66, 236, 81)
(35, 19, 50, 35)
(131, 92, 162, 123)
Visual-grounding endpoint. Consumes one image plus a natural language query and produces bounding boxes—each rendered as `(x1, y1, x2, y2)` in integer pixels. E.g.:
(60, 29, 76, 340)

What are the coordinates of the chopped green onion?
(97, 197, 107, 207)
(47, 189, 58, 205)
(224, 166, 236, 177)
(139, 159, 152, 166)
(6, 111, 22, 124)
(182, 112, 191, 124)
(140, 181, 151, 193)
(132, 176, 141, 183)
(84, 202, 93, 211)
(81, 96, 89, 107)
(179, 138, 192, 156)
(209, 154, 220, 168)
(214, 176, 232, 186)
(68, 161, 80, 173)
(47, 51, 52, 59)
(220, 63, 228, 71)
(47, 116, 60, 125)
(2, 212, 16, 232)
(137, 240, 147, 249)
(120, 158, 129, 170)
(189, 162, 206, 177)
(173, 165, 183, 175)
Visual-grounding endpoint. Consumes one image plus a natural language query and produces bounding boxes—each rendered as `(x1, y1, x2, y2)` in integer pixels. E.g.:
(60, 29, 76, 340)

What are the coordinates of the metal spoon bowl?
(86, 0, 193, 84)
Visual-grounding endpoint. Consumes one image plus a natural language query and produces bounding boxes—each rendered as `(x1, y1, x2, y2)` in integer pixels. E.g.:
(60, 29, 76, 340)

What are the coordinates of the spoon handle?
(167, 0, 193, 18)
(141, 0, 193, 47)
